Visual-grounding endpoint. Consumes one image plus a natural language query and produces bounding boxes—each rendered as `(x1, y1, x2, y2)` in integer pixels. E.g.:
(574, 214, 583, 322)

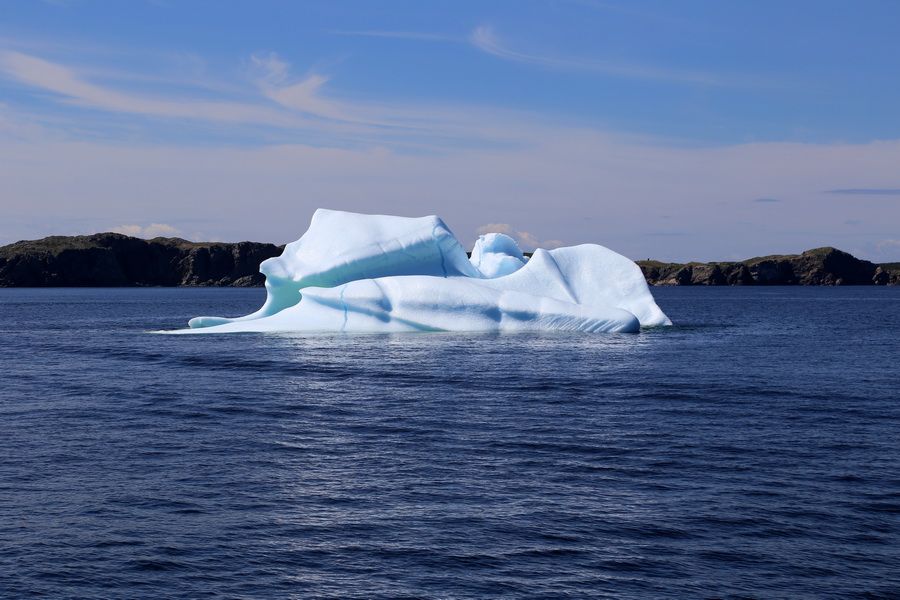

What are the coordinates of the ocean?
(1, 287, 898, 598)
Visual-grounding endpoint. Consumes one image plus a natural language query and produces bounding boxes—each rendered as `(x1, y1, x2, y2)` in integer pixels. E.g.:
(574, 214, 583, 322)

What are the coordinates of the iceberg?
(178, 209, 671, 334)
(469, 233, 527, 278)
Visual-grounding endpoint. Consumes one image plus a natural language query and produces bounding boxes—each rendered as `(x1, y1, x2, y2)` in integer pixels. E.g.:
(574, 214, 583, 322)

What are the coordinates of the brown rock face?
(0, 233, 283, 287)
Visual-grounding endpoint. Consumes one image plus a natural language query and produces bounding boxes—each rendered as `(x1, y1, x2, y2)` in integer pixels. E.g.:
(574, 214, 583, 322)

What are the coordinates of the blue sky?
(1, 0, 899, 261)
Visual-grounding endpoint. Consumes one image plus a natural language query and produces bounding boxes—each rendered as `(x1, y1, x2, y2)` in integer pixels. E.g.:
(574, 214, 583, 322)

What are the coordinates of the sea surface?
(1, 286, 898, 599)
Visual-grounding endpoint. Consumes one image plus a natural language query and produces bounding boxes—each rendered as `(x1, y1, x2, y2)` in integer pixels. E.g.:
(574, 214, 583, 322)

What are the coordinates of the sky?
(1, 0, 899, 262)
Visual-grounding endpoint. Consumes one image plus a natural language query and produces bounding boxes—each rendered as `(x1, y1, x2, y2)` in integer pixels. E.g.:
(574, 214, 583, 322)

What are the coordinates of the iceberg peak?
(470, 233, 526, 278)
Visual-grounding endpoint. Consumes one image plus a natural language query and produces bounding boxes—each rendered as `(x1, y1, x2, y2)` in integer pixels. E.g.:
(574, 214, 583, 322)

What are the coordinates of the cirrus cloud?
(112, 223, 181, 239)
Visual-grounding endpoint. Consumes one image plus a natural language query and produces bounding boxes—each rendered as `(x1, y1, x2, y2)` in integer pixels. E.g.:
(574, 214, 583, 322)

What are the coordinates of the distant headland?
(0, 233, 897, 287)
(637, 247, 899, 286)
(0, 233, 283, 287)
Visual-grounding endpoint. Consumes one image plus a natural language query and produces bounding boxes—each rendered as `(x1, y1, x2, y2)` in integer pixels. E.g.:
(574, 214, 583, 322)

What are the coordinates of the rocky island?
(0, 233, 897, 287)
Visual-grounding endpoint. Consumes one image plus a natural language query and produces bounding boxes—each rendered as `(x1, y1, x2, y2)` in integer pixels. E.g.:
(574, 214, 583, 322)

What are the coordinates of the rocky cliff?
(637, 247, 899, 286)
(0, 233, 283, 287)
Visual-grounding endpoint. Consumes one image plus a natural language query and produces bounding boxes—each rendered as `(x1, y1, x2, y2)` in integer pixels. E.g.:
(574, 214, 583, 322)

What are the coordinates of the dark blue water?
(1, 287, 898, 598)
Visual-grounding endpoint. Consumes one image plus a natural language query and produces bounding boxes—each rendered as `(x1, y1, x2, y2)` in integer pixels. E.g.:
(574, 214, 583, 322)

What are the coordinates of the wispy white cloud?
(330, 30, 456, 42)
(261, 73, 342, 119)
(0, 50, 302, 126)
(249, 52, 291, 86)
(112, 223, 181, 239)
(469, 25, 724, 85)
(250, 52, 354, 122)
(246, 50, 519, 135)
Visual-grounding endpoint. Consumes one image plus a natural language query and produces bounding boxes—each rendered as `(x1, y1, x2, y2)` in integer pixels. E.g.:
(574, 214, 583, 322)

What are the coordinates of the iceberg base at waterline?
(173, 209, 671, 334)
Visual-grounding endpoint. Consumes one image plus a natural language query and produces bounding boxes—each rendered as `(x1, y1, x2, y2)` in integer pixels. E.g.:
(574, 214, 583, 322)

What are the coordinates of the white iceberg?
(177, 209, 671, 334)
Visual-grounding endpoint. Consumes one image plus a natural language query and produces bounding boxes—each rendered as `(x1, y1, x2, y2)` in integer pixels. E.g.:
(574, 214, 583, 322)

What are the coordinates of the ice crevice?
(338, 286, 349, 333)
(174, 209, 671, 334)
(431, 223, 449, 278)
